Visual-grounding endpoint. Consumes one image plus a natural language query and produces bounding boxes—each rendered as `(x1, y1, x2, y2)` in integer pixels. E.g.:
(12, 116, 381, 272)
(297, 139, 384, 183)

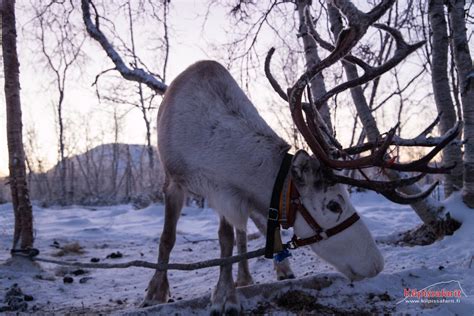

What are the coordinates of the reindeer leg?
(211, 217, 240, 316)
(274, 258, 295, 281)
(235, 228, 254, 287)
(142, 180, 184, 307)
(249, 212, 295, 280)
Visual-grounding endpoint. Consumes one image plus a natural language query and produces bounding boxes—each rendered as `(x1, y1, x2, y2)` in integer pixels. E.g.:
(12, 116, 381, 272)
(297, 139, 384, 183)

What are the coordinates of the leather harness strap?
(264, 152, 361, 258)
(288, 213, 360, 248)
(293, 200, 324, 233)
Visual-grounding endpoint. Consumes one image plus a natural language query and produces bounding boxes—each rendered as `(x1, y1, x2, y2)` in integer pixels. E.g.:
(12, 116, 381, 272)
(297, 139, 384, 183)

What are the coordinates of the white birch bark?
(296, 0, 333, 133)
(447, 0, 474, 208)
(428, 0, 463, 196)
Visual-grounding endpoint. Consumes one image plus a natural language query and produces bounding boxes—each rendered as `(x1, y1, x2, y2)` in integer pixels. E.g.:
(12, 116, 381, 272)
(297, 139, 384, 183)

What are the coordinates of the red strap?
(285, 180, 323, 232)
(281, 179, 361, 249)
(297, 203, 324, 232)
(289, 213, 360, 248)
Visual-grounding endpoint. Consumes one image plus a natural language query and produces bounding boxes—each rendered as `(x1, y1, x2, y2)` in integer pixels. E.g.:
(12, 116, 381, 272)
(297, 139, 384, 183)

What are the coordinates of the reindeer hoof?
(140, 295, 169, 308)
(210, 304, 224, 316)
(140, 299, 156, 308)
(224, 304, 241, 316)
(141, 294, 168, 307)
(142, 272, 170, 307)
(141, 290, 169, 307)
(278, 273, 295, 281)
(235, 277, 254, 287)
(210, 302, 241, 316)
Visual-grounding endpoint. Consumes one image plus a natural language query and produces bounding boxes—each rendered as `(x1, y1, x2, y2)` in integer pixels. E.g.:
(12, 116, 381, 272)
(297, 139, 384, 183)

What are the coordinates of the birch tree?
(447, 0, 474, 207)
(319, 2, 457, 235)
(34, 1, 84, 204)
(296, 0, 332, 132)
(2, 0, 34, 250)
(219, 0, 462, 236)
(428, 0, 463, 197)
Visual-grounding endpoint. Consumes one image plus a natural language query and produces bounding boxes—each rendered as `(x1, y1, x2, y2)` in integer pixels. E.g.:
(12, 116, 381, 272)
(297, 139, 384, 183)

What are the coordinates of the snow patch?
(0, 191, 472, 314)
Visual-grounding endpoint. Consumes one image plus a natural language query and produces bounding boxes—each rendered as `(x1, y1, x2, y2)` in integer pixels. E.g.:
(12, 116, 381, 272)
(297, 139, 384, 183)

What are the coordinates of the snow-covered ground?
(0, 191, 473, 315)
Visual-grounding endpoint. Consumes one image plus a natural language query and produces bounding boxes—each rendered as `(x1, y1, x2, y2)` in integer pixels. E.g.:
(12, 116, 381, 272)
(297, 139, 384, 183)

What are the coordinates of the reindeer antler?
(265, 0, 461, 203)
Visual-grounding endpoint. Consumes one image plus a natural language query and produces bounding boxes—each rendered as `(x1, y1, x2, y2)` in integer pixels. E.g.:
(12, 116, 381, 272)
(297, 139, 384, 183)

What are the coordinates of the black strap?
(265, 153, 293, 259)
(11, 248, 40, 258)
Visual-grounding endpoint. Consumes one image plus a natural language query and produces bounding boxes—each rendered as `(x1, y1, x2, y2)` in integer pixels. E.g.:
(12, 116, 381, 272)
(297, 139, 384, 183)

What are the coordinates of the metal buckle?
(286, 235, 299, 249)
(268, 208, 279, 221)
(286, 240, 297, 250)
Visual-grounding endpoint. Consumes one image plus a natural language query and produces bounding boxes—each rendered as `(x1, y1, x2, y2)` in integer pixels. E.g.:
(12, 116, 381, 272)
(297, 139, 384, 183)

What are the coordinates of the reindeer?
(143, 1, 459, 314)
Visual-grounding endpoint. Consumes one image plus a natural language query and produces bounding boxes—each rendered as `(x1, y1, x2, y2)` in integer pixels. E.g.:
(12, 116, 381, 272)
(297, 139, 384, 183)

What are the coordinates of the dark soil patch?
(0, 284, 33, 312)
(368, 291, 392, 302)
(272, 290, 392, 315)
(275, 290, 321, 312)
(63, 276, 74, 284)
(249, 301, 273, 315)
(106, 251, 123, 259)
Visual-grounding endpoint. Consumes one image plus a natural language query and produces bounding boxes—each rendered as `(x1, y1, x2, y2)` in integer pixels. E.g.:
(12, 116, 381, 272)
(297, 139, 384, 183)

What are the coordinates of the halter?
(264, 153, 361, 259)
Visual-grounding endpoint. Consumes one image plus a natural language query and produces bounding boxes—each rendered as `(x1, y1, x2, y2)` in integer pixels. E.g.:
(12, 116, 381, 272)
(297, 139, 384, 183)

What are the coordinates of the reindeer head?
(266, 0, 460, 281)
(290, 150, 383, 280)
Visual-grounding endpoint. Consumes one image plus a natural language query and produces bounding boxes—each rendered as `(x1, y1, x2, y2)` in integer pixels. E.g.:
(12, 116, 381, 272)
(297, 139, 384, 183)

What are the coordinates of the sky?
(0, 0, 456, 177)
(1, 0, 240, 176)
(1, 0, 314, 176)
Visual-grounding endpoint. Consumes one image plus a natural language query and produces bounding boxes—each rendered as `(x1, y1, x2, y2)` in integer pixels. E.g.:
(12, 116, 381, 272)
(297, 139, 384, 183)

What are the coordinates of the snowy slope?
(0, 192, 472, 315)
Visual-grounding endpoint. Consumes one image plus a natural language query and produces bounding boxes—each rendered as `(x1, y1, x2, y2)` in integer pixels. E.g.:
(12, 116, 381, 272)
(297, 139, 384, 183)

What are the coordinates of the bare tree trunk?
(125, 0, 156, 170)
(75, 154, 94, 197)
(2, 0, 34, 249)
(327, 4, 451, 232)
(68, 160, 75, 203)
(58, 90, 67, 204)
(447, 0, 474, 208)
(428, 0, 463, 196)
(125, 145, 133, 202)
(296, 0, 333, 133)
(25, 155, 34, 192)
(111, 110, 120, 200)
(142, 98, 153, 166)
(35, 5, 83, 204)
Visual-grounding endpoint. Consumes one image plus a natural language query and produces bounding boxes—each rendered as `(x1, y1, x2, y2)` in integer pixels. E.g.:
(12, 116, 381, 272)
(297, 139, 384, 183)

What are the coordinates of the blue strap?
(273, 248, 292, 263)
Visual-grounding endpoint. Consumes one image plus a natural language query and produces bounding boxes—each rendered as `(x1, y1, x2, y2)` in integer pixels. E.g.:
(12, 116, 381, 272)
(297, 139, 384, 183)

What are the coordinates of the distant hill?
(23, 143, 164, 206)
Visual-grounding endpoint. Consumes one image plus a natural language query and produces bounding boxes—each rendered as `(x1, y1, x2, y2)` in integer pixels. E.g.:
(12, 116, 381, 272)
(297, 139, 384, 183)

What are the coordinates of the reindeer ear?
(291, 150, 321, 186)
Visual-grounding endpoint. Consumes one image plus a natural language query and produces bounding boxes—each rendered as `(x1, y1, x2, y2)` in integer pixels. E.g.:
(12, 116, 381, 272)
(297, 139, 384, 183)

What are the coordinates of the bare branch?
(304, 6, 371, 71)
(416, 111, 442, 139)
(81, 0, 167, 95)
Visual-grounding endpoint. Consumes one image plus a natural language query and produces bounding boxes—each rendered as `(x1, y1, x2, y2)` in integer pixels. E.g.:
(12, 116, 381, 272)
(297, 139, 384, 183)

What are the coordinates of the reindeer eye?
(327, 200, 342, 213)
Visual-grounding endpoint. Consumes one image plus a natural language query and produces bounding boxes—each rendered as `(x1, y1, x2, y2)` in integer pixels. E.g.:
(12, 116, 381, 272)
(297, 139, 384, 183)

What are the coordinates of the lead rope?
(9, 247, 267, 271)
